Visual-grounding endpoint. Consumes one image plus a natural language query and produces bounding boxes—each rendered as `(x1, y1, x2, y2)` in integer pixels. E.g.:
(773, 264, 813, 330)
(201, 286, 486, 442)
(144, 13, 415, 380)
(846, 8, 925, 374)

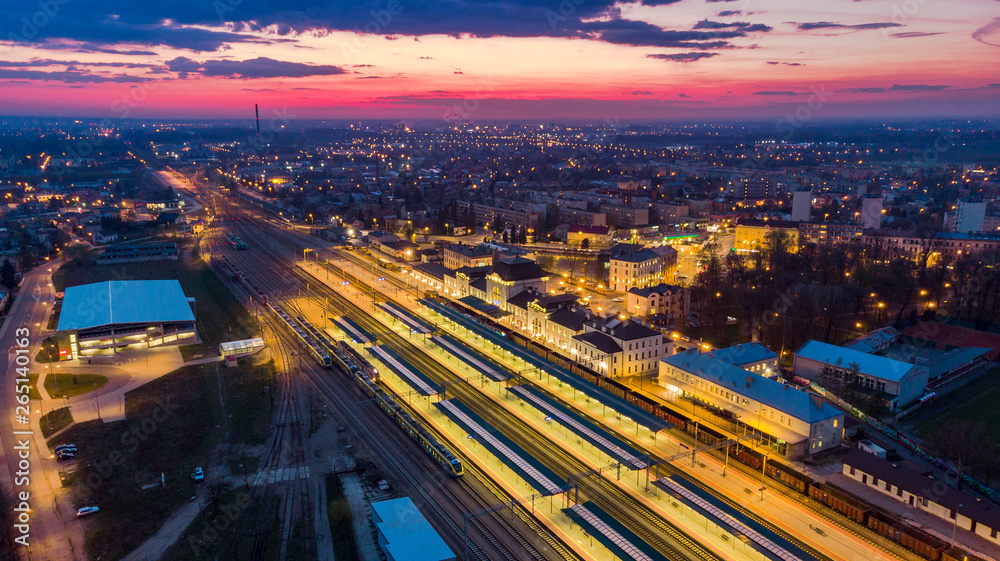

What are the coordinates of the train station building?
(659, 349, 844, 458)
(56, 280, 198, 359)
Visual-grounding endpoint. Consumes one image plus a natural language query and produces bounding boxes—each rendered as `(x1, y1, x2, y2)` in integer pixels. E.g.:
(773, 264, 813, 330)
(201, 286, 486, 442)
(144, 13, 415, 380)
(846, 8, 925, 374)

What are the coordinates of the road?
(0, 261, 86, 561)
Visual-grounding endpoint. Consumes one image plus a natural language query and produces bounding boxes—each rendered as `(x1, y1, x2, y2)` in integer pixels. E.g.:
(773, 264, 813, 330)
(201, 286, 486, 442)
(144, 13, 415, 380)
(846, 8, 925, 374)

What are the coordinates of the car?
(76, 506, 99, 517)
(56, 452, 75, 463)
(191, 467, 204, 482)
(54, 444, 77, 454)
(612, 297, 624, 302)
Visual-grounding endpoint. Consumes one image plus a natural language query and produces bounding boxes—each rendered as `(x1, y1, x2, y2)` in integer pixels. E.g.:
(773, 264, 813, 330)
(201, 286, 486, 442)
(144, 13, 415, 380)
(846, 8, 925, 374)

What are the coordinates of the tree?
(580, 237, 591, 250)
(0, 484, 19, 560)
(0, 259, 15, 291)
(923, 421, 993, 490)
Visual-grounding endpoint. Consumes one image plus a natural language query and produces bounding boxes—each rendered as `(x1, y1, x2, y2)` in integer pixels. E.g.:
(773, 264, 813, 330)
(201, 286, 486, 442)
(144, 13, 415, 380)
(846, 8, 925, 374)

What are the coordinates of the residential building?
(791, 190, 812, 222)
(558, 207, 607, 227)
(861, 196, 883, 230)
(735, 218, 799, 252)
(841, 448, 1000, 548)
(730, 176, 775, 200)
(457, 200, 540, 233)
(609, 249, 661, 292)
(798, 222, 863, 246)
(947, 196, 987, 233)
(442, 243, 494, 270)
(566, 225, 613, 247)
(626, 283, 689, 324)
(793, 340, 928, 409)
(601, 204, 649, 228)
(659, 349, 844, 458)
(864, 231, 1000, 261)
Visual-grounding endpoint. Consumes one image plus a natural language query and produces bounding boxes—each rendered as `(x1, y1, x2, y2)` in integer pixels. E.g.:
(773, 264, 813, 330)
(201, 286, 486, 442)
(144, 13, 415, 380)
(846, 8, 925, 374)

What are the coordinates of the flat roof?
(795, 340, 917, 383)
(371, 498, 455, 561)
(58, 280, 195, 331)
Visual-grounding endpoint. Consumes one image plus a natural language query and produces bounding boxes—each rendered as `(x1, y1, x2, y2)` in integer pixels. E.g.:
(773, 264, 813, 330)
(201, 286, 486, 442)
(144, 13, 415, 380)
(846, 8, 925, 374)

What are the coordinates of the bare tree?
(923, 421, 993, 490)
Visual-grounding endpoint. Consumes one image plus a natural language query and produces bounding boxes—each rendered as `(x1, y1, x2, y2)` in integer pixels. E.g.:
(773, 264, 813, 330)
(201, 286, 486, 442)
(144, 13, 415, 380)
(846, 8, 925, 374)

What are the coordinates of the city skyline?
(1, 0, 999, 120)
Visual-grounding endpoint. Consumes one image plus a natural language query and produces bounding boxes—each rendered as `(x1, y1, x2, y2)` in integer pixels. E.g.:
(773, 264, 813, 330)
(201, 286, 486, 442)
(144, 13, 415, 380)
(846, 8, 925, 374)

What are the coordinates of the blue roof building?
(660, 349, 844, 458)
(372, 498, 456, 561)
(57, 280, 197, 359)
(793, 340, 927, 408)
(709, 342, 779, 378)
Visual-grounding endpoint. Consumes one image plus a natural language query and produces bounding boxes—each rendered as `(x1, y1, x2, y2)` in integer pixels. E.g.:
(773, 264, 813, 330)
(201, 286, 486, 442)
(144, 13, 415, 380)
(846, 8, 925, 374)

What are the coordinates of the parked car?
(54, 445, 77, 454)
(76, 506, 99, 517)
(56, 453, 75, 463)
(191, 467, 204, 482)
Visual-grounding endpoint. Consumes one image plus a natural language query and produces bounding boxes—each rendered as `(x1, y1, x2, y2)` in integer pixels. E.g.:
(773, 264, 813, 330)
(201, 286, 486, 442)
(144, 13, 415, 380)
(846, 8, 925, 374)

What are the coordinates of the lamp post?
(952, 503, 963, 546)
(759, 453, 769, 500)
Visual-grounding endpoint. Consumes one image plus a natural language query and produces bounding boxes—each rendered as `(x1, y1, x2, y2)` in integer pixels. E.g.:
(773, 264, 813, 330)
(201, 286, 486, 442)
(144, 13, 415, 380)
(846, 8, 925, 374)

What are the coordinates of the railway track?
(217, 205, 563, 560)
(220, 200, 724, 561)
(293, 260, 721, 561)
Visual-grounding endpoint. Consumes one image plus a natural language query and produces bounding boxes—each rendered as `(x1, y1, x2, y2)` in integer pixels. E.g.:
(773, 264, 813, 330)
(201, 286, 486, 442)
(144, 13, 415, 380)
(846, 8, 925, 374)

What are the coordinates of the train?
(216, 254, 241, 283)
(266, 307, 331, 367)
(237, 267, 269, 305)
(329, 339, 463, 477)
(434, 296, 964, 561)
(337, 341, 379, 381)
(226, 233, 248, 250)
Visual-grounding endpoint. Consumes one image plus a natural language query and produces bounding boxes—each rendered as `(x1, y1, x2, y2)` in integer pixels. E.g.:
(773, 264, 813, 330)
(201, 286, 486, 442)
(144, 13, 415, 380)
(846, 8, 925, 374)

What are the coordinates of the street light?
(952, 503, 963, 546)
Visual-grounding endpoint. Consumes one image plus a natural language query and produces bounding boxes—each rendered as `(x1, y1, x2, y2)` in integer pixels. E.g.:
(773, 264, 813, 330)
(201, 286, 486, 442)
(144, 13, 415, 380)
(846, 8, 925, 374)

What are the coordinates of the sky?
(0, 0, 998, 122)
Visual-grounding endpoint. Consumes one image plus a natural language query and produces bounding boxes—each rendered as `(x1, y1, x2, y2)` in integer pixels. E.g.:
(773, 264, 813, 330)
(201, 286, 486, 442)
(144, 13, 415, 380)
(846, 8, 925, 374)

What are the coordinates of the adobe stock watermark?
(880, 0, 932, 40)
(775, 85, 831, 140)
(340, 1, 404, 64)
(6, 0, 69, 43)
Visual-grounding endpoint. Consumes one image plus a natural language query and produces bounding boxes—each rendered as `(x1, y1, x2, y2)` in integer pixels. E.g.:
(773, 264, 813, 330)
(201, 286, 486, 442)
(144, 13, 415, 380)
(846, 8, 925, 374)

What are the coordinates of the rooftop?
(843, 448, 1000, 529)
(371, 498, 455, 561)
(628, 283, 685, 298)
(573, 331, 623, 354)
(710, 342, 778, 366)
(491, 256, 547, 282)
(610, 248, 659, 263)
(58, 280, 195, 331)
(664, 350, 843, 423)
(795, 340, 917, 383)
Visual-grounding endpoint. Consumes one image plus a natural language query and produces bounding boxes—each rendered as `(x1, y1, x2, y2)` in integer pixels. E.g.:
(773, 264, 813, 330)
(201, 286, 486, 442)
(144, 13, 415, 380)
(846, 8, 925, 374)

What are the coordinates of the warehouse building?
(56, 280, 197, 359)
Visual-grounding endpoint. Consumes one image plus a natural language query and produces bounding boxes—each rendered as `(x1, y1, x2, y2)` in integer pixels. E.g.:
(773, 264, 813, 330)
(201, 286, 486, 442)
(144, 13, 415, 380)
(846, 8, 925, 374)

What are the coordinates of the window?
(850, 466, 856, 475)
(896, 487, 903, 497)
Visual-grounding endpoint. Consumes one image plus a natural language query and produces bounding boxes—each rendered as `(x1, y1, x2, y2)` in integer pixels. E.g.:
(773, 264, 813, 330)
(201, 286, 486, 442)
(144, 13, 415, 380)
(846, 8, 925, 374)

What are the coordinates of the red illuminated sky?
(1, 0, 998, 121)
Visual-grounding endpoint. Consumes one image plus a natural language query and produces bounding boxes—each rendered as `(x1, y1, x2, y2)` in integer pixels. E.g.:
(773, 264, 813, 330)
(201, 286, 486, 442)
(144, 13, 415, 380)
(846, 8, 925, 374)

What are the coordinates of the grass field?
(52, 242, 257, 348)
(44, 374, 109, 399)
(40, 407, 73, 438)
(26, 373, 41, 401)
(913, 367, 1000, 449)
(326, 473, 358, 561)
(48, 357, 273, 561)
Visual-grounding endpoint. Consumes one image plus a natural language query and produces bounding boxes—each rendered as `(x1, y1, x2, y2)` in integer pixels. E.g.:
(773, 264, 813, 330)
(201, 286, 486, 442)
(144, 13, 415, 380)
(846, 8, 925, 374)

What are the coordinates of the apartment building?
(627, 283, 689, 324)
(443, 243, 494, 269)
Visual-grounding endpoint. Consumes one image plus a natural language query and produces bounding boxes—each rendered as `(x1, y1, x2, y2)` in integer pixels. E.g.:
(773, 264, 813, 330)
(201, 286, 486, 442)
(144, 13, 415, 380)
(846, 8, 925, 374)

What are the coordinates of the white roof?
(57, 280, 195, 331)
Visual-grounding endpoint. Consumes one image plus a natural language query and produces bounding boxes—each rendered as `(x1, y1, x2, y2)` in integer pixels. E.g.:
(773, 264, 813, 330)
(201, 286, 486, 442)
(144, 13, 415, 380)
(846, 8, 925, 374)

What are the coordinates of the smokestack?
(255, 104, 260, 136)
